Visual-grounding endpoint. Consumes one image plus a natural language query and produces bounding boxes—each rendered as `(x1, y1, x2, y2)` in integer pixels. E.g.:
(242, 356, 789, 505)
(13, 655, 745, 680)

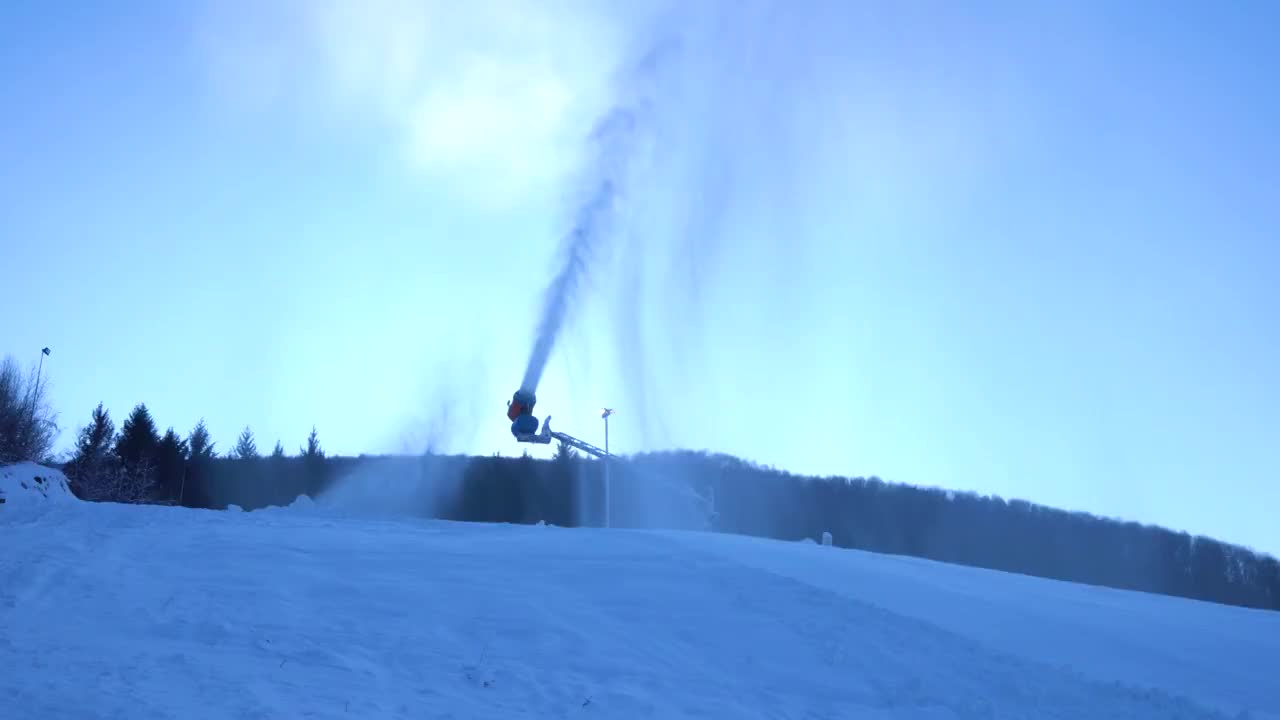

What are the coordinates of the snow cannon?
(507, 389, 539, 436)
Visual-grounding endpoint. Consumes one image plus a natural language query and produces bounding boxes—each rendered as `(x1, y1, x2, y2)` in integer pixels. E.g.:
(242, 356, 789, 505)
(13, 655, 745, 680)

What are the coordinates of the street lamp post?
(601, 408, 614, 528)
(35, 347, 49, 391)
(32, 347, 49, 427)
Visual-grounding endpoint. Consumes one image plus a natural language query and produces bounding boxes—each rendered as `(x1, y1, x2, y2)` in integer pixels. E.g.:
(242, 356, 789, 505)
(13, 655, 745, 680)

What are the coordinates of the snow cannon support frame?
(506, 390, 611, 459)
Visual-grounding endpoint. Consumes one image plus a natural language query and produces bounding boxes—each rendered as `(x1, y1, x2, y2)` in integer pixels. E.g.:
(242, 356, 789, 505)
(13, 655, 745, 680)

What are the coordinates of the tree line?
(46, 401, 1280, 613)
(60, 400, 333, 510)
(3, 353, 1276, 614)
(429, 448, 1280, 612)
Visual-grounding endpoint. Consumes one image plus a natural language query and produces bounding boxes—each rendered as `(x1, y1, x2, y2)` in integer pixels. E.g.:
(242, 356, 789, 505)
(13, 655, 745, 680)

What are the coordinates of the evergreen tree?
(183, 418, 217, 507)
(155, 428, 189, 502)
(300, 425, 327, 494)
(188, 419, 216, 462)
(231, 425, 259, 460)
(114, 403, 160, 471)
(546, 441, 580, 525)
(269, 439, 288, 489)
(301, 425, 324, 459)
(67, 402, 119, 499)
(75, 403, 116, 461)
(553, 440, 578, 465)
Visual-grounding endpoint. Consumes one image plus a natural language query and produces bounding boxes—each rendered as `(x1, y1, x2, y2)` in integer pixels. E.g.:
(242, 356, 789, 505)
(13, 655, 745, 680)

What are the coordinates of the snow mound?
(0, 462, 76, 507)
(244, 494, 321, 516)
(255, 494, 320, 514)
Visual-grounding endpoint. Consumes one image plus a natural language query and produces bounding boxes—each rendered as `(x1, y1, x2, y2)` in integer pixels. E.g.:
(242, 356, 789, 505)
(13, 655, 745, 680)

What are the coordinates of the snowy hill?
(2, 496, 1277, 719)
(0, 462, 75, 508)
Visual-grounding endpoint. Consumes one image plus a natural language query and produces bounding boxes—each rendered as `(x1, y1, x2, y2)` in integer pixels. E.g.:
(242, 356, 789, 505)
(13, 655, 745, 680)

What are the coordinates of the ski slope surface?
(2, 465, 1277, 719)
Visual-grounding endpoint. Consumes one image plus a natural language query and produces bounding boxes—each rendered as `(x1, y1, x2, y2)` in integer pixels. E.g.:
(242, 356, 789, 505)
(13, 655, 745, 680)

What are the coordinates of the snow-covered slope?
(2, 498, 1277, 719)
(0, 462, 75, 508)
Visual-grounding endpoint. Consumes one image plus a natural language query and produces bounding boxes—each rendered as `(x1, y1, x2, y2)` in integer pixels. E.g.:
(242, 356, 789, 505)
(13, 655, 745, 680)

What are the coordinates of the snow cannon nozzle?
(506, 389, 536, 420)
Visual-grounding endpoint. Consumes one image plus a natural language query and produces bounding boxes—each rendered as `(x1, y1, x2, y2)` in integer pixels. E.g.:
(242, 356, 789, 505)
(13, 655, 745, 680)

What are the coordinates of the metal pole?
(31, 348, 49, 428)
(604, 412, 610, 528)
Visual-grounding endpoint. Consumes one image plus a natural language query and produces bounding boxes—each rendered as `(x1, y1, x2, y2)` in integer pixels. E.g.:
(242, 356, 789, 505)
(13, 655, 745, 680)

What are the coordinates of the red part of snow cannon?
(507, 389, 536, 421)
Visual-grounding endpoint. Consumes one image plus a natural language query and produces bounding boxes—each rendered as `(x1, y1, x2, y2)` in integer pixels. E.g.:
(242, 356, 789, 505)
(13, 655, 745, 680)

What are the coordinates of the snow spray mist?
(518, 32, 678, 396)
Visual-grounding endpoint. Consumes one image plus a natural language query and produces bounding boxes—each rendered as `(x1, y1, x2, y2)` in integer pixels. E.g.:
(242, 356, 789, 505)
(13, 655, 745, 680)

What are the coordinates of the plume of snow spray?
(519, 35, 676, 395)
(519, 111, 632, 393)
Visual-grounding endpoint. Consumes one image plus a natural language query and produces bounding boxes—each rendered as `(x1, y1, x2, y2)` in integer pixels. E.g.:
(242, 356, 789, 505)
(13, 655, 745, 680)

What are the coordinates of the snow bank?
(248, 494, 320, 515)
(0, 462, 76, 508)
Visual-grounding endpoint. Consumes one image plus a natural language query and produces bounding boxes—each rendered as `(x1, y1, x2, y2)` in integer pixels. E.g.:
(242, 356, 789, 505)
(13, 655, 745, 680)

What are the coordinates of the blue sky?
(3, 1, 1277, 554)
